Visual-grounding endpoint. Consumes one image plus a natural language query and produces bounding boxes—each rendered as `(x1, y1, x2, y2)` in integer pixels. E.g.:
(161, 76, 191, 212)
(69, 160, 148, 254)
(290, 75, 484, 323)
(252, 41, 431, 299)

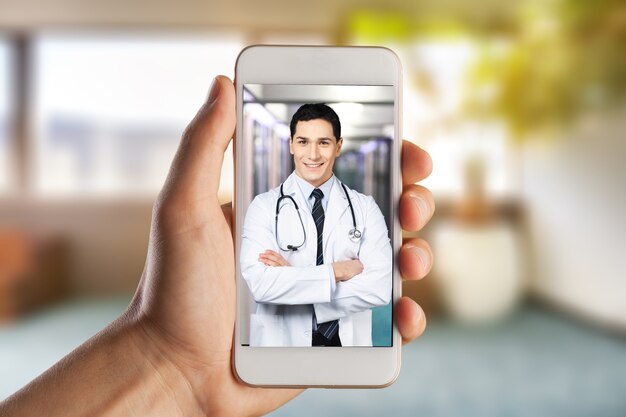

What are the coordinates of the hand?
(131, 76, 434, 414)
(332, 259, 364, 282)
(259, 249, 291, 266)
(1, 75, 435, 416)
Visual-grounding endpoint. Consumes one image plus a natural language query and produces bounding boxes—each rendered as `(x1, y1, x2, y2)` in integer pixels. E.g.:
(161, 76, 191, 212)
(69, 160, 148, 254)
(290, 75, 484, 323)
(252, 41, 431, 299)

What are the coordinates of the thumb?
(160, 75, 235, 207)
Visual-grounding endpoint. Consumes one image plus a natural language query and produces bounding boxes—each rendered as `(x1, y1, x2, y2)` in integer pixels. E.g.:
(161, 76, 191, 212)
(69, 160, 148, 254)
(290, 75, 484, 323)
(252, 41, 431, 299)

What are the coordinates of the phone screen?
(239, 83, 395, 348)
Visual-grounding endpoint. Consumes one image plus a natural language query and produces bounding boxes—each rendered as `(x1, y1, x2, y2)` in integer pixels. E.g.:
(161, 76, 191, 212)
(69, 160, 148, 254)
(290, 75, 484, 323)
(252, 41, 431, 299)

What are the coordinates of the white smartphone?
(233, 45, 402, 388)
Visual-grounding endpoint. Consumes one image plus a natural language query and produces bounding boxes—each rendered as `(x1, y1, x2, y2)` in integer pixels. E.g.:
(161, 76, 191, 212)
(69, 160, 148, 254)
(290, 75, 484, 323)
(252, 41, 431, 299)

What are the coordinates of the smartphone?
(233, 45, 402, 387)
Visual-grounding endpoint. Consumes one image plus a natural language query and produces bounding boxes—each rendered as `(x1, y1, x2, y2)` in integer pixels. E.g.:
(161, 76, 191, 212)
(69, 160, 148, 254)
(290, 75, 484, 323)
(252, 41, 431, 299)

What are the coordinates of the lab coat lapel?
(323, 178, 350, 250)
(282, 172, 311, 217)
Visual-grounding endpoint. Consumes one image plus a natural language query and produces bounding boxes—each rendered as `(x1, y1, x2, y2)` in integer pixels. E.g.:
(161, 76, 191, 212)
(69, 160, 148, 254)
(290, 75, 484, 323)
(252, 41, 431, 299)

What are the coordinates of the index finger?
(402, 140, 432, 185)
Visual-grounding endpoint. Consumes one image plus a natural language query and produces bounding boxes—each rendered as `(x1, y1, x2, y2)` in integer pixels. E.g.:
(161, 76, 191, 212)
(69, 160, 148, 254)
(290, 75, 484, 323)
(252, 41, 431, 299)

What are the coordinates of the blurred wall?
(1, 200, 151, 294)
(0, 0, 513, 31)
(522, 112, 626, 328)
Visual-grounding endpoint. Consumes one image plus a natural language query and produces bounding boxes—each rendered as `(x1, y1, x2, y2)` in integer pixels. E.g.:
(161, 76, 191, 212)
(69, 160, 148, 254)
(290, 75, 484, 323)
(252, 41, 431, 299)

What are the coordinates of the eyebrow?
(295, 136, 333, 141)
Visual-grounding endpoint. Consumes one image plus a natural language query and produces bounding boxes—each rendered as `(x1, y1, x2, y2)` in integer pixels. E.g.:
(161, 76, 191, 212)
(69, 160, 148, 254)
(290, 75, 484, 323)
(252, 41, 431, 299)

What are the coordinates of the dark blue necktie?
(311, 188, 339, 340)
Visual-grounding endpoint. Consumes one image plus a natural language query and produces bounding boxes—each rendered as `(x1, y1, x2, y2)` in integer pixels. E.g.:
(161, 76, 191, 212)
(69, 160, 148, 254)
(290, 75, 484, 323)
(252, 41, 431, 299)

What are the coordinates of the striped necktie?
(310, 188, 339, 340)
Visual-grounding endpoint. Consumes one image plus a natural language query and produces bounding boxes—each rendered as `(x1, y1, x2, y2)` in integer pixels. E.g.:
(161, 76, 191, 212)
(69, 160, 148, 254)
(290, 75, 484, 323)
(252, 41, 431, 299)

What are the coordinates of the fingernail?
(411, 194, 430, 221)
(414, 304, 423, 324)
(409, 245, 431, 275)
(207, 76, 220, 103)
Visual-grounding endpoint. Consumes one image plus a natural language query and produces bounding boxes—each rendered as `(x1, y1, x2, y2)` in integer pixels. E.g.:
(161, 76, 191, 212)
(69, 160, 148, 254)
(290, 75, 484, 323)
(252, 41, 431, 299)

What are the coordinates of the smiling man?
(240, 103, 393, 347)
(289, 104, 342, 187)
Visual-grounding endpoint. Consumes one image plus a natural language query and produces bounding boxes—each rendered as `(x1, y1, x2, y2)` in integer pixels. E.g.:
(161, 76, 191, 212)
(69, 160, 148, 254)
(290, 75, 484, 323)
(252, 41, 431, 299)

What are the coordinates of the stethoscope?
(275, 181, 362, 252)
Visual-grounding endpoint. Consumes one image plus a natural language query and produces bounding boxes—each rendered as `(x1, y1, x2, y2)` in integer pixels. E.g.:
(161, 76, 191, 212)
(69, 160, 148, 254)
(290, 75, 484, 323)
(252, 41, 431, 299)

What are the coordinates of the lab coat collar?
(281, 172, 313, 215)
(292, 173, 334, 211)
(323, 176, 350, 249)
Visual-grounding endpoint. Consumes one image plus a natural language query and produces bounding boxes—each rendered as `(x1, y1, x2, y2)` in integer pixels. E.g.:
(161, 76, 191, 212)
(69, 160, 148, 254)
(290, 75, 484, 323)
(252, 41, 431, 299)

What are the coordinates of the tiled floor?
(2, 297, 626, 416)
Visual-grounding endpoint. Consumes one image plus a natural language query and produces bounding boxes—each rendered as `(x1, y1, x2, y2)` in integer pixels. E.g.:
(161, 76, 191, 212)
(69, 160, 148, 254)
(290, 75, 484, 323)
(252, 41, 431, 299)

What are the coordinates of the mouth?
(304, 162, 324, 169)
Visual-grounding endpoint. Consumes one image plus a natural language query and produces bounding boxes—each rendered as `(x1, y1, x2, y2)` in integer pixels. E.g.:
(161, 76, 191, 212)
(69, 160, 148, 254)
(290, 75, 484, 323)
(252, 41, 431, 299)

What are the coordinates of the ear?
(289, 137, 294, 155)
(336, 137, 343, 155)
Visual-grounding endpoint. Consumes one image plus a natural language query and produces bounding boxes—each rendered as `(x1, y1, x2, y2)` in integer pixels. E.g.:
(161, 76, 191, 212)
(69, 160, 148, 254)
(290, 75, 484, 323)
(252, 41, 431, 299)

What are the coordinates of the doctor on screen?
(240, 103, 392, 347)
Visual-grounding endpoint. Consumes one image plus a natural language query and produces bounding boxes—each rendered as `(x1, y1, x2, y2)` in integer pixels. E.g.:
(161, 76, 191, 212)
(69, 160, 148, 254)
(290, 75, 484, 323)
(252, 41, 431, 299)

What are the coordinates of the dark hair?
(289, 103, 341, 141)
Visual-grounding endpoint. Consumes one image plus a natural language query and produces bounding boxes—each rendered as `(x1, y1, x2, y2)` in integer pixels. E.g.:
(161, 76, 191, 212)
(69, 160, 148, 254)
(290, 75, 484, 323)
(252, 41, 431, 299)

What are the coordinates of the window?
(31, 33, 243, 197)
(0, 37, 14, 193)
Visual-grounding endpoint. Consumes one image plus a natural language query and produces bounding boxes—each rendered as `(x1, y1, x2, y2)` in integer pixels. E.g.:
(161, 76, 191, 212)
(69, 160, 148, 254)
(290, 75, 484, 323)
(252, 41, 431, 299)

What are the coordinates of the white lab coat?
(240, 172, 392, 347)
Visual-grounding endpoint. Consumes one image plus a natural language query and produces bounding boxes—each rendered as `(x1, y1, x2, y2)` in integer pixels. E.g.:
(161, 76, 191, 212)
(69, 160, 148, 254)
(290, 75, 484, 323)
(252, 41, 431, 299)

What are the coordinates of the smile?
(304, 163, 324, 168)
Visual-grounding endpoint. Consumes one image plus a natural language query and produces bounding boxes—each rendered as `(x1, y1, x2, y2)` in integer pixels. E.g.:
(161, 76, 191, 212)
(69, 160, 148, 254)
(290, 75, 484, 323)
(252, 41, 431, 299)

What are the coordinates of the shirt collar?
(293, 172, 335, 201)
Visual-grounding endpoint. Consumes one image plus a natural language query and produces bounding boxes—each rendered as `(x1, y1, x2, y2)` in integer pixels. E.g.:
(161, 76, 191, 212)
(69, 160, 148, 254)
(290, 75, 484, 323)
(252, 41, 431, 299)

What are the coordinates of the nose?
(309, 143, 320, 160)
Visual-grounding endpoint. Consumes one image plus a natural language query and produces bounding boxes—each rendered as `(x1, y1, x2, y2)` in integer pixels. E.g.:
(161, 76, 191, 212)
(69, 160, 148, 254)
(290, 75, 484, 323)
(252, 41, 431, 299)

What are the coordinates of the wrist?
(332, 262, 343, 281)
(0, 309, 205, 417)
(126, 313, 207, 417)
(86, 311, 207, 417)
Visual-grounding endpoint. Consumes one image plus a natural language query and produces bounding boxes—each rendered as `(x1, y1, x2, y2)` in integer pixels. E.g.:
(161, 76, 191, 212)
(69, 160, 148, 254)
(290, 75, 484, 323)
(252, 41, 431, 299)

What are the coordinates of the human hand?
(332, 259, 364, 282)
(129, 75, 434, 414)
(1, 75, 434, 417)
(125, 76, 301, 416)
(259, 249, 291, 267)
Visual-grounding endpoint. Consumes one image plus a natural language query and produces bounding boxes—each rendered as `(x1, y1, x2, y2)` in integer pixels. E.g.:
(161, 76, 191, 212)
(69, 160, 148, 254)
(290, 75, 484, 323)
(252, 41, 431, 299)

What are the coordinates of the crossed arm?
(259, 250, 364, 282)
(256, 196, 393, 323)
(240, 193, 386, 307)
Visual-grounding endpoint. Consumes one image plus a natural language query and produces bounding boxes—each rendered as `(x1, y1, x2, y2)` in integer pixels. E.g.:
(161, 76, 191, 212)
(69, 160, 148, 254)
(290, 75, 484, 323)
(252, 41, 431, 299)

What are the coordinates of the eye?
(319, 140, 330, 146)
(297, 139, 307, 145)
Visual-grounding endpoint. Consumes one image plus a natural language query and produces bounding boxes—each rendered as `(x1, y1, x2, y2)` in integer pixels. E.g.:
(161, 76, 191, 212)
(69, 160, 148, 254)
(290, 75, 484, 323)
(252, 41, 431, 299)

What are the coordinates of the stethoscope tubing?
(275, 180, 361, 252)
(275, 184, 307, 251)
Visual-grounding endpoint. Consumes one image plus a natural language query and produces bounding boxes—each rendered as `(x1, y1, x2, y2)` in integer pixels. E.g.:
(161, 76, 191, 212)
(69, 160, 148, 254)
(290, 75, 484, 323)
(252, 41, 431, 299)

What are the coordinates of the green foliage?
(472, 0, 625, 138)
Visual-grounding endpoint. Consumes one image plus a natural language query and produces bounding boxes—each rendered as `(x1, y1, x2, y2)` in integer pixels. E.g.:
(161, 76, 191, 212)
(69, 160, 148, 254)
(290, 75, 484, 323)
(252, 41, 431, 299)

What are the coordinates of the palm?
(138, 198, 300, 416)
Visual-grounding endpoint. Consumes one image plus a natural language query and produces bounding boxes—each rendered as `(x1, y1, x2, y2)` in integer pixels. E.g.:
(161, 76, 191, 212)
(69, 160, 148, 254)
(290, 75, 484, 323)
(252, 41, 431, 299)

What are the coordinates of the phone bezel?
(234, 45, 402, 388)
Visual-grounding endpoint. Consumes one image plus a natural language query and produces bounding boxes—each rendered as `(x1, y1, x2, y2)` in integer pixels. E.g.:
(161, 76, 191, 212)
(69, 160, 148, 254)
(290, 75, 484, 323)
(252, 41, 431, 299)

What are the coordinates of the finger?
(399, 184, 435, 231)
(402, 141, 432, 185)
(259, 253, 283, 265)
(399, 238, 433, 280)
(264, 251, 289, 266)
(261, 257, 280, 266)
(395, 297, 426, 345)
(258, 257, 278, 267)
(261, 252, 280, 262)
(160, 75, 235, 203)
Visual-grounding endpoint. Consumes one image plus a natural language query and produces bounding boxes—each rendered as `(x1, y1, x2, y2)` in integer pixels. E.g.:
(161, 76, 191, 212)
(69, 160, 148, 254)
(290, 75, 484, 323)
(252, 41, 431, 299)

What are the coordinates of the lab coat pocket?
(250, 314, 284, 347)
(331, 224, 362, 261)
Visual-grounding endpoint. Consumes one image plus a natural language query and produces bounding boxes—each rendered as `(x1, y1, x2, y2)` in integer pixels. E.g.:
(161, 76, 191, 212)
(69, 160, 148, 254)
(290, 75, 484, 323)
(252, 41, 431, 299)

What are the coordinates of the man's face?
(290, 119, 343, 188)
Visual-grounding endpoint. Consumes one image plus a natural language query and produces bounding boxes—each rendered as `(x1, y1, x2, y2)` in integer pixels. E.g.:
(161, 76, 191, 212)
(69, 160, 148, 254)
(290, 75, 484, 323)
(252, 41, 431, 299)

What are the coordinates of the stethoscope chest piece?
(349, 228, 362, 242)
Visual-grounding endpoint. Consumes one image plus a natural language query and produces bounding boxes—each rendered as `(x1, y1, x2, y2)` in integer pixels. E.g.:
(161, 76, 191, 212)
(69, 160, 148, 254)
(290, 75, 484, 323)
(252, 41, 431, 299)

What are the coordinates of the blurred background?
(1, 0, 625, 415)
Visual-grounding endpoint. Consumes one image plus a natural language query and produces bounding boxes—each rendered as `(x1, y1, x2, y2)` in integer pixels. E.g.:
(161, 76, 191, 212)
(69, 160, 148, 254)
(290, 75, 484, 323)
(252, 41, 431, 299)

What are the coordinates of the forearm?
(314, 264, 392, 323)
(0, 311, 203, 417)
(242, 263, 333, 305)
